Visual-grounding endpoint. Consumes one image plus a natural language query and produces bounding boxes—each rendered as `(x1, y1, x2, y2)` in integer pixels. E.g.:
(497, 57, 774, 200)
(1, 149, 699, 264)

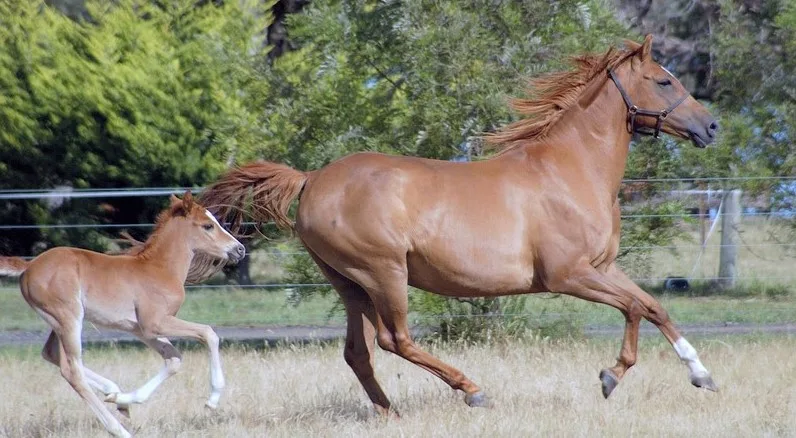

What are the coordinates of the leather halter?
(607, 68, 689, 138)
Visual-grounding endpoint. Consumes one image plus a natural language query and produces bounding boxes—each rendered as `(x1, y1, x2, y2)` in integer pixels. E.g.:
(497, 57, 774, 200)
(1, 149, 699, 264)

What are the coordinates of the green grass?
(2, 281, 795, 333)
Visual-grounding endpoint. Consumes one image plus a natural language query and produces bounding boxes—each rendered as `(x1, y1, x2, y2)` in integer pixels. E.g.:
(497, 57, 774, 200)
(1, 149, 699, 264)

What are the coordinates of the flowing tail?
(200, 160, 309, 234)
(0, 257, 29, 276)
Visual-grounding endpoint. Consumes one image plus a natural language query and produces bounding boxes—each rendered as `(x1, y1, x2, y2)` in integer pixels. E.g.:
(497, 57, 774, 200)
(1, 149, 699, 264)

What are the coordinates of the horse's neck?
(539, 73, 633, 199)
(137, 221, 193, 282)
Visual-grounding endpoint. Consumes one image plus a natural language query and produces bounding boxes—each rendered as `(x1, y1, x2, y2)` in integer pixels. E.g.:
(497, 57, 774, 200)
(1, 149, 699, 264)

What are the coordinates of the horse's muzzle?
(689, 119, 718, 148)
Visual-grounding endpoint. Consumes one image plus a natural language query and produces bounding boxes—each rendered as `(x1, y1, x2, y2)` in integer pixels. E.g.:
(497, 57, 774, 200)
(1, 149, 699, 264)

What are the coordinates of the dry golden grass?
(2, 336, 796, 437)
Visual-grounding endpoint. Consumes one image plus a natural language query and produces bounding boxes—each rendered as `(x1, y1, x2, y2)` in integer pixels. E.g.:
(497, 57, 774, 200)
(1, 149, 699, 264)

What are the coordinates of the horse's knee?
(645, 303, 670, 325)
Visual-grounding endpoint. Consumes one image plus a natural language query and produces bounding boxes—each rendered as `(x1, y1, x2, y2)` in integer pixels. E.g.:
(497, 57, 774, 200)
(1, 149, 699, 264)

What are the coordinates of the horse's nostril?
(707, 121, 719, 136)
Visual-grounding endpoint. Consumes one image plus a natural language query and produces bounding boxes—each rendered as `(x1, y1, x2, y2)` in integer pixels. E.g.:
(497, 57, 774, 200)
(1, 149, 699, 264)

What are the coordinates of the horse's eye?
(657, 79, 672, 87)
(202, 223, 214, 231)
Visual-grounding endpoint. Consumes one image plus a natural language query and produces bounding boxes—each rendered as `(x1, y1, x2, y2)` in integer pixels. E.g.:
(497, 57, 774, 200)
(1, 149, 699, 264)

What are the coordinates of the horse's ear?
(639, 34, 653, 61)
(169, 194, 181, 207)
(623, 39, 641, 52)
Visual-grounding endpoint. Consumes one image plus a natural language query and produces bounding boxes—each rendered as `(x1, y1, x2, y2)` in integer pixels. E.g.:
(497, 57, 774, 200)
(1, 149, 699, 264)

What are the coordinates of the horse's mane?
(485, 45, 639, 152)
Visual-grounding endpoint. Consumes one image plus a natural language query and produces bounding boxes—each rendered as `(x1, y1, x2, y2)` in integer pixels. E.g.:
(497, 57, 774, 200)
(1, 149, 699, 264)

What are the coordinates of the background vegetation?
(0, 0, 793, 340)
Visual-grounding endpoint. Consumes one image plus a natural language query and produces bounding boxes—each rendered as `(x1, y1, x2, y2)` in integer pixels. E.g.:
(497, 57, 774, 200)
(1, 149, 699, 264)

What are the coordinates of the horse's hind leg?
(306, 250, 394, 416)
(356, 267, 487, 408)
(106, 337, 182, 407)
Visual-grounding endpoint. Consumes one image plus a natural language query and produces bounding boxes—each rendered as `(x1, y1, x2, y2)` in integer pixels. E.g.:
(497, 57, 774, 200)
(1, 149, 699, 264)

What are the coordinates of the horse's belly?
(406, 251, 534, 297)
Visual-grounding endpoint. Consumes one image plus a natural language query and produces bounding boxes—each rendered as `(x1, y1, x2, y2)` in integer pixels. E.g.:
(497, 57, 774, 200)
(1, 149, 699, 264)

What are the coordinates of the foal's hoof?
(599, 369, 619, 399)
(690, 374, 719, 392)
(205, 400, 219, 410)
(464, 391, 492, 408)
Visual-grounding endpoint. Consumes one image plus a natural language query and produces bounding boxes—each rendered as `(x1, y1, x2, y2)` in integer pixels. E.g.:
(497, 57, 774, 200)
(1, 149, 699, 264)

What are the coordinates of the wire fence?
(1, 177, 794, 335)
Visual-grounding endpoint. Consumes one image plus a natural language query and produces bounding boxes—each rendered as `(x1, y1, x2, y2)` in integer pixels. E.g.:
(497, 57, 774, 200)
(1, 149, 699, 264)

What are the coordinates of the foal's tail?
(0, 256, 29, 276)
(200, 160, 309, 234)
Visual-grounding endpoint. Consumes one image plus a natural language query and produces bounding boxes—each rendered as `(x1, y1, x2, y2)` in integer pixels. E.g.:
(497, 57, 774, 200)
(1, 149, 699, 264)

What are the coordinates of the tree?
(0, 0, 274, 255)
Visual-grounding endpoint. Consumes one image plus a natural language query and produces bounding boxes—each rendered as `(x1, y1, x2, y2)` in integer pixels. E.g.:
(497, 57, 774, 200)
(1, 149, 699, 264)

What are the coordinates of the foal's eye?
(202, 223, 214, 231)
(657, 78, 672, 87)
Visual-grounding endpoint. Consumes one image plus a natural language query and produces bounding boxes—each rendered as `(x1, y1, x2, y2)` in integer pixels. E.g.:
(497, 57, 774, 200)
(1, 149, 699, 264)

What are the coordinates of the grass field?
(2, 284, 796, 333)
(2, 335, 796, 437)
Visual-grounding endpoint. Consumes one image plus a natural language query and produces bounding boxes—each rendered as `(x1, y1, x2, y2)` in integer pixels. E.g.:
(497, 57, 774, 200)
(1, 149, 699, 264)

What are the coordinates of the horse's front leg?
(549, 263, 716, 397)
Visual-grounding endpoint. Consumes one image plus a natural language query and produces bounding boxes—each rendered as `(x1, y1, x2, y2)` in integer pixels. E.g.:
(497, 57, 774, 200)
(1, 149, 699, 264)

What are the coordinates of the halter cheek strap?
(607, 68, 689, 138)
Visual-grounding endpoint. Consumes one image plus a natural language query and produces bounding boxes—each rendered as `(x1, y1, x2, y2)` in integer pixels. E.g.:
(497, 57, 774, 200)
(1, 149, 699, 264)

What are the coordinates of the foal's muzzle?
(227, 243, 246, 263)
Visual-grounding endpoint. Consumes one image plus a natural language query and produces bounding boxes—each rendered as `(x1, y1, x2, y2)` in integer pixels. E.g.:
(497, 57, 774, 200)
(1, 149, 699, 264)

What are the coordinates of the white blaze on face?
(204, 210, 242, 251)
(673, 337, 709, 377)
(661, 66, 675, 79)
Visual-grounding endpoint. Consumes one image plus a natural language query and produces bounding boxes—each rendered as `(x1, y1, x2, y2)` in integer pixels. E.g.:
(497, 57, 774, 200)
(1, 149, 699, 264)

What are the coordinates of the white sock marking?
(673, 337, 709, 377)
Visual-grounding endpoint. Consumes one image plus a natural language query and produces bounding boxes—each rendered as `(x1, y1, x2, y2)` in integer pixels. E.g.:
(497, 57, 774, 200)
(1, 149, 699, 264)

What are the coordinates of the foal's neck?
(136, 220, 194, 282)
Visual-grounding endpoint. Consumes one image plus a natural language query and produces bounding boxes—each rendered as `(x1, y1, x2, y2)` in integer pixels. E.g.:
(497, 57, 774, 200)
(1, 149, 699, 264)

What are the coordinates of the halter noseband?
(607, 68, 689, 139)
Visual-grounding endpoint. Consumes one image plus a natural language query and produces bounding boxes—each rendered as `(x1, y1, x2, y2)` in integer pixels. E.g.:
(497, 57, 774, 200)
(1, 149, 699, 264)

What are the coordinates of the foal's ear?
(182, 190, 195, 212)
(169, 194, 181, 207)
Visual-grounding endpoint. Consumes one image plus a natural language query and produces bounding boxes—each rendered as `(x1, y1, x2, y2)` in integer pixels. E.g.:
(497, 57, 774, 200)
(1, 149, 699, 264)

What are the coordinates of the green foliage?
(249, 0, 629, 169)
(408, 291, 536, 342)
(0, 0, 274, 254)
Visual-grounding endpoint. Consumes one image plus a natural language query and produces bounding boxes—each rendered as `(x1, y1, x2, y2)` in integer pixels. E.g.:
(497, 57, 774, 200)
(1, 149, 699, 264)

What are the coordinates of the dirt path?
(1, 322, 794, 347)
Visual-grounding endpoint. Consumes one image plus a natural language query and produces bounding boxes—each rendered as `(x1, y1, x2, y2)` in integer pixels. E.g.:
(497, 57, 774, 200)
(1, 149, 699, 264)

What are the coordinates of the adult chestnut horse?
(201, 35, 719, 414)
(0, 192, 245, 438)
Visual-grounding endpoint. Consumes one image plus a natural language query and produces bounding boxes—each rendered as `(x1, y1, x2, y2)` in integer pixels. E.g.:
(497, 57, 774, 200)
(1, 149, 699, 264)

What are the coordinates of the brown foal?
(0, 192, 244, 437)
(201, 35, 719, 414)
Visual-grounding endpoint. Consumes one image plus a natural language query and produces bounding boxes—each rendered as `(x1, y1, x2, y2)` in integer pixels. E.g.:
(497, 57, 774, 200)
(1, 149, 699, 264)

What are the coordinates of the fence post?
(718, 189, 741, 289)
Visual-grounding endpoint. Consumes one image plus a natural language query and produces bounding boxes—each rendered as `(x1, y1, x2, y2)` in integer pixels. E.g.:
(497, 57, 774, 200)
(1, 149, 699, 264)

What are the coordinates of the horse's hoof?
(205, 401, 219, 410)
(464, 391, 491, 408)
(599, 369, 619, 399)
(691, 374, 718, 392)
(104, 393, 118, 403)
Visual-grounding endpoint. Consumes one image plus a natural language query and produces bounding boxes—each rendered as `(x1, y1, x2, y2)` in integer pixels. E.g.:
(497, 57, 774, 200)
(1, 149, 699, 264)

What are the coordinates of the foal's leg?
(358, 268, 487, 407)
(107, 337, 182, 407)
(53, 317, 131, 437)
(140, 316, 224, 408)
(41, 330, 124, 397)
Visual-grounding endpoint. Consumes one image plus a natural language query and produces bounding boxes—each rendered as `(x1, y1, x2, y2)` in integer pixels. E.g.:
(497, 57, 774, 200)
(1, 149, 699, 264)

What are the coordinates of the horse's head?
(169, 191, 246, 264)
(611, 34, 718, 148)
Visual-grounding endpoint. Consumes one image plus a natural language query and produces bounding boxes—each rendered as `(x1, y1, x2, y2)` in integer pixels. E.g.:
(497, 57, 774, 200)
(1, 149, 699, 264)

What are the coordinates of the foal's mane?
(133, 200, 194, 260)
(485, 45, 639, 152)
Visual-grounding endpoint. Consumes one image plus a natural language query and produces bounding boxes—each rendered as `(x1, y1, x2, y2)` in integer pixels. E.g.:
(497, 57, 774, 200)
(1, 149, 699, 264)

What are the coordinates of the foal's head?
(614, 34, 718, 147)
(165, 191, 246, 263)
